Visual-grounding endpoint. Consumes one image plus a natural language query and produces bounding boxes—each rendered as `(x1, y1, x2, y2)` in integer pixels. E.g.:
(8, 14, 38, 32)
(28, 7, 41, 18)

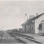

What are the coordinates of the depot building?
(21, 13, 44, 34)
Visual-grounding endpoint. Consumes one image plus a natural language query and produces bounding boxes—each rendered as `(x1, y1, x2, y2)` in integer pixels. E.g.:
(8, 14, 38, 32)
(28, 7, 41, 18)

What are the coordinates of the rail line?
(7, 32, 26, 43)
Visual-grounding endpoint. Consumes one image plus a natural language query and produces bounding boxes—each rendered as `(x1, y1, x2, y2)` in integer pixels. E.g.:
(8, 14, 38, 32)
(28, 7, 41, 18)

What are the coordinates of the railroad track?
(7, 32, 26, 43)
(7, 32, 43, 44)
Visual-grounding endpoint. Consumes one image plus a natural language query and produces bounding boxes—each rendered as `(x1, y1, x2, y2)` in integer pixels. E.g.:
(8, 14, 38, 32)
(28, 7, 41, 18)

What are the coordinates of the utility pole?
(25, 14, 28, 33)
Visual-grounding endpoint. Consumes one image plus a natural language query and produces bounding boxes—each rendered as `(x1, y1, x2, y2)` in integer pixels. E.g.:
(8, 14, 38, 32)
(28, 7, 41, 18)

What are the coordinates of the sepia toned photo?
(0, 0, 44, 44)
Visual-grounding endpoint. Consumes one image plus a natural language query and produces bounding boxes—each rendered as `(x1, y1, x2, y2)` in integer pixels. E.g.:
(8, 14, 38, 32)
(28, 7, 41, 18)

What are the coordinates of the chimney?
(36, 13, 38, 16)
(29, 15, 35, 19)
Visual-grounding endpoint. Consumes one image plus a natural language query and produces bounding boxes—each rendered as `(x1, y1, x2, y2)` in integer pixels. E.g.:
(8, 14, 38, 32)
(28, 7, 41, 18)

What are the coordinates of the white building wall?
(35, 14, 44, 34)
(35, 23, 39, 34)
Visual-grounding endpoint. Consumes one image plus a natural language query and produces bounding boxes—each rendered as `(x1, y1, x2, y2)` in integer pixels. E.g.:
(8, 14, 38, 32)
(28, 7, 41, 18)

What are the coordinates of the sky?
(0, 1, 44, 30)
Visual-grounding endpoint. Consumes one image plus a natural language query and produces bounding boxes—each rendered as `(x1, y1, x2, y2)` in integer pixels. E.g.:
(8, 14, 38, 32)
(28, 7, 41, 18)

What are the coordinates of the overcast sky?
(0, 1, 44, 30)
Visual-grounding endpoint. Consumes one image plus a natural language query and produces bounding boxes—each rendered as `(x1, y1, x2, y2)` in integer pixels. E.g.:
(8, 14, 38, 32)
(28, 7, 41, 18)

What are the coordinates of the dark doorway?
(39, 23, 42, 30)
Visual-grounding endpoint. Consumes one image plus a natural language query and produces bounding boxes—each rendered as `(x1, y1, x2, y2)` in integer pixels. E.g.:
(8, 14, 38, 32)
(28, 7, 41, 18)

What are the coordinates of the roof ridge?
(21, 13, 44, 25)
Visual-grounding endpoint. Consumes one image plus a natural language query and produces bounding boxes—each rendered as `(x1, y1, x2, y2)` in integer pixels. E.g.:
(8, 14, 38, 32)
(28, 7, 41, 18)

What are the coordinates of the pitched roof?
(21, 13, 44, 25)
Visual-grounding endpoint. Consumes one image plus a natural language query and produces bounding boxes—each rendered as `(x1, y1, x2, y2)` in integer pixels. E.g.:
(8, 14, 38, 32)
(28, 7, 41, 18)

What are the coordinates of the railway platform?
(18, 33, 44, 44)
